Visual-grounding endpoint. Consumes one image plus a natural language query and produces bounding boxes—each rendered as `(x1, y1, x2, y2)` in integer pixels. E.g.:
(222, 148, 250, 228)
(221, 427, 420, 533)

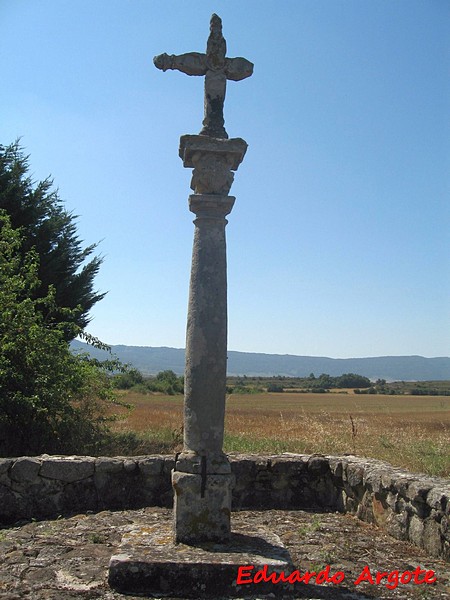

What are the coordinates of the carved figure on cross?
(154, 14, 253, 139)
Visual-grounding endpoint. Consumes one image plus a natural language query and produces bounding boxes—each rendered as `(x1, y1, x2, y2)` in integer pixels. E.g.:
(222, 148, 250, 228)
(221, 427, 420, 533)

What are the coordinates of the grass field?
(109, 391, 450, 477)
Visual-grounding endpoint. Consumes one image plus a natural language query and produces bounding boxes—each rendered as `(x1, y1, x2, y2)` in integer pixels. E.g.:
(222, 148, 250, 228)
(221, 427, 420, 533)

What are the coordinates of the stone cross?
(154, 13, 253, 139)
(154, 14, 252, 545)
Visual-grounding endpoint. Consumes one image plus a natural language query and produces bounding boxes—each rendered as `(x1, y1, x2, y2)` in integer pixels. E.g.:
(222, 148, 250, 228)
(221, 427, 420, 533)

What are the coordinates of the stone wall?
(0, 453, 448, 561)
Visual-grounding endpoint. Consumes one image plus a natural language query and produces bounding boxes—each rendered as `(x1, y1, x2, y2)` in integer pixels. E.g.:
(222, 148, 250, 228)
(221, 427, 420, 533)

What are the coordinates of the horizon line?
(73, 340, 449, 361)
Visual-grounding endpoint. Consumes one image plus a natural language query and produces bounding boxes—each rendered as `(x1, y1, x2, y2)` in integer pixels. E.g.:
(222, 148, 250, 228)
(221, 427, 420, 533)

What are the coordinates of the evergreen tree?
(0, 210, 116, 455)
(0, 141, 105, 338)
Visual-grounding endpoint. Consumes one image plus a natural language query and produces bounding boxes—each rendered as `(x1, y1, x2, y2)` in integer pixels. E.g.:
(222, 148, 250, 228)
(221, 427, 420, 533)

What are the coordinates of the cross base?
(108, 520, 293, 598)
(172, 469, 232, 544)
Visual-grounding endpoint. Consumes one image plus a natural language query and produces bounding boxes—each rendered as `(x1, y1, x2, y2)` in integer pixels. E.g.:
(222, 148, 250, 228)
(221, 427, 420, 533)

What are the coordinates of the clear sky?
(2, 0, 449, 358)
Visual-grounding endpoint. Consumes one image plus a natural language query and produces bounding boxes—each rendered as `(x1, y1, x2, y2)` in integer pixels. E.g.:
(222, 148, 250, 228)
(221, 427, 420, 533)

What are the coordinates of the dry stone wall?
(0, 453, 448, 561)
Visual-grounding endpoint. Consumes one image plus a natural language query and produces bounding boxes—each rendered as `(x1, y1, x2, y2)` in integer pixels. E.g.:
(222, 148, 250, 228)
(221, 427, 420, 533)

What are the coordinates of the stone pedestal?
(109, 520, 293, 598)
(172, 470, 232, 544)
(171, 135, 247, 544)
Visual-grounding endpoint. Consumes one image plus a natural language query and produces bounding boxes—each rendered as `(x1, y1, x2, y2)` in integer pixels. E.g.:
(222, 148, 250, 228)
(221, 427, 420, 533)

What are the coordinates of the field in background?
(109, 391, 450, 477)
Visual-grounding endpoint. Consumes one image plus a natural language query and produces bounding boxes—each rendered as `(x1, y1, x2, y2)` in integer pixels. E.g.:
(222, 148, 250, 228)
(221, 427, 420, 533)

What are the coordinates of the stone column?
(172, 135, 247, 544)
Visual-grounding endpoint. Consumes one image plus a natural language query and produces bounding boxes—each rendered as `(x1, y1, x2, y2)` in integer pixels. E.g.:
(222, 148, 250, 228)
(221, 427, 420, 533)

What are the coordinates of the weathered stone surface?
(308, 455, 330, 476)
(154, 14, 253, 139)
(136, 456, 164, 476)
(427, 487, 449, 511)
(94, 466, 142, 511)
(229, 455, 267, 509)
(182, 193, 233, 458)
(409, 514, 425, 547)
(0, 458, 13, 477)
(28, 478, 64, 518)
(109, 519, 292, 598)
(0, 483, 21, 524)
(95, 456, 124, 473)
(176, 451, 231, 475)
(424, 518, 444, 557)
(176, 133, 240, 543)
(123, 459, 137, 473)
(10, 457, 41, 482)
(172, 470, 232, 544)
(155, 14, 253, 549)
(345, 463, 365, 489)
(179, 135, 247, 169)
(1, 507, 449, 599)
(0, 453, 448, 561)
(180, 137, 247, 196)
(40, 456, 95, 482)
(62, 479, 97, 514)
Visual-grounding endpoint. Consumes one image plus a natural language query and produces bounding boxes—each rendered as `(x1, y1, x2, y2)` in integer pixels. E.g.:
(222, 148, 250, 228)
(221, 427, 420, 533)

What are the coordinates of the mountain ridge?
(71, 341, 450, 381)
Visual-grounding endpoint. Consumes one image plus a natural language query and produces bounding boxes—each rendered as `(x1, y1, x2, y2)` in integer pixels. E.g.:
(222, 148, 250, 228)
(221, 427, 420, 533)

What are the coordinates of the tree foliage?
(112, 369, 184, 395)
(0, 141, 105, 339)
(112, 368, 144, 390)
(335, 373, 371, 389)
(0, 210, 118, 456)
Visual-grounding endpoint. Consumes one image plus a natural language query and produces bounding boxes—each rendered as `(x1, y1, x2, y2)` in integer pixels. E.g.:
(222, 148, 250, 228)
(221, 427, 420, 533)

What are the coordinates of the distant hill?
(71, 341, 450, 381)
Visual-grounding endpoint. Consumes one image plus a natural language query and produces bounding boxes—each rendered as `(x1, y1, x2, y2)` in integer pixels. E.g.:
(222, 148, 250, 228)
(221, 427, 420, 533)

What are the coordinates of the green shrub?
(267, 383, 284, 392)
(0, 211, 121, 456)
(113, 368, 144, 390)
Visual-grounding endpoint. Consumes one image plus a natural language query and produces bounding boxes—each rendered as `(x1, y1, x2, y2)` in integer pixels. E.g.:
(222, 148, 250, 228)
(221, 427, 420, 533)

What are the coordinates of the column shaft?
(184, 204, 230, 455)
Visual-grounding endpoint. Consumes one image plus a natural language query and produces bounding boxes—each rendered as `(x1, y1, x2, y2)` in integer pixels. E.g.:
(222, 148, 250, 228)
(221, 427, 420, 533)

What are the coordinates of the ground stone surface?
(0, 507, 448, 599)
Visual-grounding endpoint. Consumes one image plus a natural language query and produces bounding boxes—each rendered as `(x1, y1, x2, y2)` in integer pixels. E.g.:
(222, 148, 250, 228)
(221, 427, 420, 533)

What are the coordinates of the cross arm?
(153, 52, 208, 76)
(224, 57, 253, 81)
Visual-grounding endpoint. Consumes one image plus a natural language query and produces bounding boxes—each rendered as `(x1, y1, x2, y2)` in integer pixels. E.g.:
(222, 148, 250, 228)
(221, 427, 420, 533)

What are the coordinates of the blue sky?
(2, 0, 449, 358)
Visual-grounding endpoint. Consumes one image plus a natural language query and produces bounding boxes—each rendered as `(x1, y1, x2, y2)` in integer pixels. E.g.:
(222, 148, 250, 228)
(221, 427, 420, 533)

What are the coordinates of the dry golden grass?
(109, 391, 450, 476)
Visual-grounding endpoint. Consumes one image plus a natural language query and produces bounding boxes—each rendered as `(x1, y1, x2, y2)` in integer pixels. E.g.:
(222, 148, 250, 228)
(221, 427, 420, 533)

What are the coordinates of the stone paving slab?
(0, 507, 449, 599)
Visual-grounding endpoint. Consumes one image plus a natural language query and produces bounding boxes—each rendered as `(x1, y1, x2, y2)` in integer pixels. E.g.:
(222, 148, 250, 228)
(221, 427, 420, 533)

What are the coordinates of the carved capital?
(190, 152, 234, 195)
(179, 134, 247, 196)
(180, 134, 247, 169)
